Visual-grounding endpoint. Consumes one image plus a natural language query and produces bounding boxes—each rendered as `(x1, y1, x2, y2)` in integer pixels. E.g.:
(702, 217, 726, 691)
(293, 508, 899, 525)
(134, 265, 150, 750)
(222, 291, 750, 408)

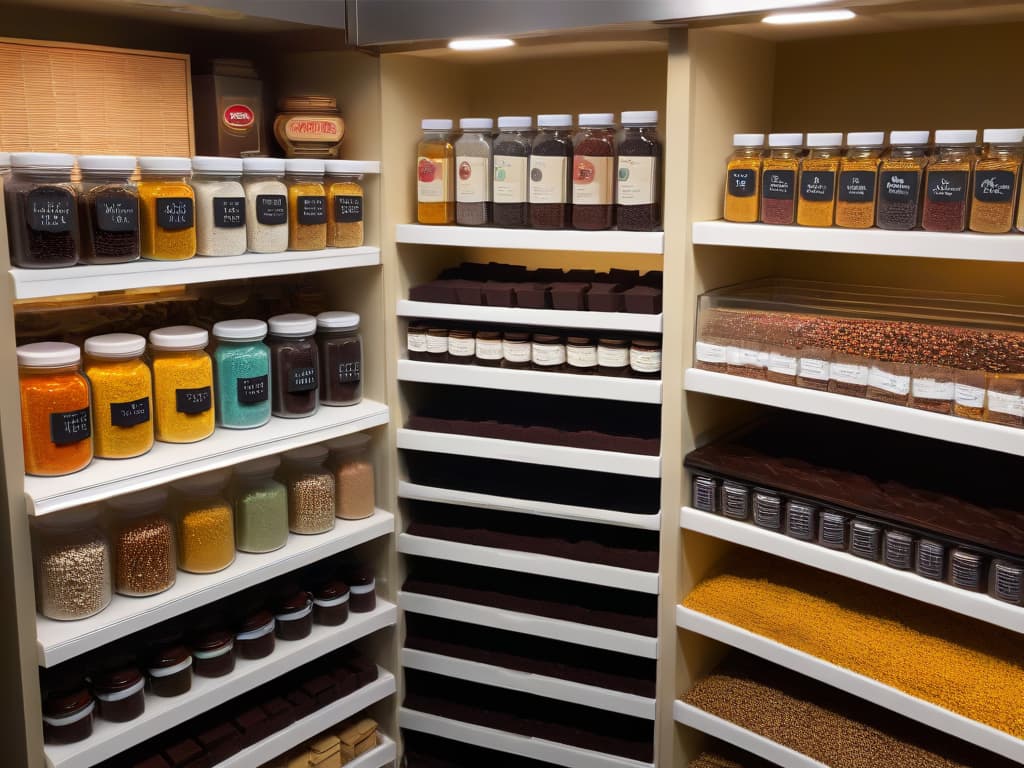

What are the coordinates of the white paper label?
(572, 155, 614, 205)
(768, 352, 798, 376)
(476, 338, 503, 360)
(529, 155, 568, 204)
(567, 345, 598, 368)
(955, 383, 986, 408)
(448, 336, 475, 357)
(869, 366, 910, 395)
(913, 378, 955, 400)
(987, 389, 1024, 417)
(417, 156, 449, 203)
(456, 156, 489, 203)
(407, 331, 427, 353)
(617, 156, 656, 206)
(799, 357, 830, 381)
(493, 155, 528, 204)
(532, 342, 566, 366)
(727, 347, 762, 368)
(830, 363, 869, 385)
(696, 342, 728, 365)
(630, 347, 662, 373)
(598, 345, 629, 368)
(426, 334, 448, 354)
(503, 341, 531, 363)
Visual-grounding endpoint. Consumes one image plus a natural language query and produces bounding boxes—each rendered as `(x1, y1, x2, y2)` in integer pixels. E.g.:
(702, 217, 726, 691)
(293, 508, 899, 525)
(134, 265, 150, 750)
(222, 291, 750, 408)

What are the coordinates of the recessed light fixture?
(763, 9, 856, 24)
(448, 38, 515, 51)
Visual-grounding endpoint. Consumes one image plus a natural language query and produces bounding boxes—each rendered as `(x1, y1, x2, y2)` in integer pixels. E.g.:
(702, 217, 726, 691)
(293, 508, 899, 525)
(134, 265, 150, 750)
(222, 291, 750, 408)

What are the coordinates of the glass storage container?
(529, 114, 573, 229)
(407, 322, 429, 362)
(572, 113, 616, 230)
(285, 159, 327, 250)
(455, 117, 493, 226)
(327, 433, 375, 520)
(922, 130, 977, 233)
(316, 311, 362, 406)
(32, 507, 111, 621)
(109, 488, 176, 597)
(212, 319, 271, 429)
(6, 152, 79, 268)
(797, 132, 842, 227)
(92, 667, 145, 723)
(566, 336, 598, 374)
(876, 130, 929, 230)
(236, 609, 276, 659)
(630, 338, 662, 378)
(426, 327, 449, 363)
(147, 643, 192, 697)
(969, 128, 1024, 234)
(475, 329, 503, 367)
(242, 157, 289, 253)
(616, 110, 662, 231)
(191, 155, 246, 257)
(281, 445, 336, 534)
(501, 330, 531, 369)
(84, 333, 153, 459)
(149, 326, 215, 443)
(760, 133, 802, 225)
(447, 328, 475, 364)
(173, 471, 234, 573)
(325, 159, 371, 247)
(532, 333, 565, 372)
(493, 115, 531, 228)
(835, 131, 883, 229)
(723, 133, 764, 223)
(268, 313, 320, 418)
(231, 455, 288, 553)
(192, 628, 235, 677)
(137, 156, 196, 260)
(417, 118, 455, 224)
(77, 154, 140, 264)
(42, 687, 94, 744)
(598, 337, 630, 376)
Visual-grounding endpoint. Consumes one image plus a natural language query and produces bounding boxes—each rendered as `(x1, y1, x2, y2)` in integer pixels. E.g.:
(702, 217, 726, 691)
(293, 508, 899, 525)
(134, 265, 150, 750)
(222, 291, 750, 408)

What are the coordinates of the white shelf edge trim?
(685, 368, 1024, 458)
(398, 533, 659, 594)
(395, 223, 665, 254)
(11, 246, 381, 300)
(397, 359, 662, 404)
(680, 507, 1024, 633)
(398, 482, 662, 531)
(399, 591, 657, 659)
(37, 511, 395, 666)
(676, 607, 1024, 763)
(401, 648, 656, 719)
(397, 300, 663, 333)
(43, 604, 397, 768)
(399, 709, 655, 768)
(26, 400, 389, 515)
(673, 700, 829, 768)
(397, 429, 661, 478)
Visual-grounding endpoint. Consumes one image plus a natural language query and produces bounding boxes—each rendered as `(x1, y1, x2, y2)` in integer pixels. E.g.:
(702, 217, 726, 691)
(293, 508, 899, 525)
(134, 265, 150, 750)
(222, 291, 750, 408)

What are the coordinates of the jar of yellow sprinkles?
(172, 470, 234, 573)
(84, 333, 154, 459)
(148, 326, 215, 444)
(137, 157, 196, 261)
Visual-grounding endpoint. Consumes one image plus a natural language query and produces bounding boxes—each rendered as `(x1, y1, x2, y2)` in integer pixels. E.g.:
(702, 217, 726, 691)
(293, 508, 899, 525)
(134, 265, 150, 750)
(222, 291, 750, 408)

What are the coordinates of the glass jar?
(268, 313, 320, 418)
(417, 118, 455, 224)
(77, 154, 140, 264)
(426, 327, 449, 363)
(455, 117, 493, 226)
(326, 432, 375, 520)
(17, 342, 93, 476)
(797, 132, 842, 227)
(147, 643, 192, 697)
(493, 115, 531, 228)
(922, 130, 977, 233)
(242, 157, 289, 253)
(325, 160, 371, 248)
(0, 151, 10, 179)
(572, 113, 616, 230)
(475, 330, 503, 367)
(92, 667, 145, 723)
(598, 337, 630, 377)
(212, 319, 271, 429)
(285, 159, 327, 250)
(32, 507, 111, 620)
(532, 333, 565, 372)
(281, 445, 336, 534)
(191, 155, 246, 257)
(530, 114, 573, 229)
(108, 488, 176, 597)
(236, 609, 276, 660)
(876, 130, 929, 230)
(760, 133, 802, 225)
(314, 581, 350, 626)
(616, 110, 662, 231)
(42, 686, 94, 744)
(348, 568, 376, 613)
(316, 311, 363, 406)
(274, 96, 346, 158)
(448, 328, 476, 365)
(566, 336, 598, 374)
(149, 326, 215, 443)
(173, 471, 235, 573)
(630, 338, 662, 378)
(970, 128, 1024, 234)
(232, 455, 288, 553)
(275, 590, 314, 640)
(502, 331, 531, 369)
(6, 152, 79, 268)
(723, 133, 764, 223)
(192, 629, 236, 677)
(137, 156, 196, 260)
(835, 131, 883, 229)
(407, 323, 429, 362)
(84, 333, 153, 459)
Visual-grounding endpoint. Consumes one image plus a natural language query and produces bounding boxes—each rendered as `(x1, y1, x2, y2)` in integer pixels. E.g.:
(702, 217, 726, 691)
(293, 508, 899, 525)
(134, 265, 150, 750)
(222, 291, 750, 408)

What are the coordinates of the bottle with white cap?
(835, 131, 885, 229)
(922, 129, 977, 232)
(529, 114, 573, 229)
(242, 157, 288, 253)
(493, 116, 532, 228)
(138, 156, 196, 260)
(212, 319, 271, 430)
(83, 333, 154, 459)
(454, 117, 494, 226)
(191, 155, 247, 257)
(724, 133, 765, 223)
(148, 325, 215, 444)
(760, 133, 803, 225)
(616, 110, 662, 231)
(77, 155, 141, 264)
(6, 152, 80, 268)
(970, 128, 1024, 234)
(417, 118, 455, 224)
(876, 131, 930, 231)
(572, 113, 617, 230)
(285, 159, 327, 250)
(267, 313, 320, 418)
(797, 132, 843, 227)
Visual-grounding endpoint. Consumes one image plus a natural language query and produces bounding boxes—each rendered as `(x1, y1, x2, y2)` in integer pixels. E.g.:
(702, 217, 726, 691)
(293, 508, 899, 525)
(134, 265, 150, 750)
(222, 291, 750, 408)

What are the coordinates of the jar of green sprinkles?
(231, 455, 288, 553)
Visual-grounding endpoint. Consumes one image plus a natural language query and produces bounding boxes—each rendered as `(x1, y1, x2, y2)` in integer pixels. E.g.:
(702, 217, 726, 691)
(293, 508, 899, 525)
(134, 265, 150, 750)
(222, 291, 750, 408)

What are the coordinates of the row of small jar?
(723, 129, 1024, 233)
(418, 112, 662, 231)
(32, 435, 375, 622)
(17, 311, 362, 477)
(407, 324, 663, 377)
(1, 152, 371, 269)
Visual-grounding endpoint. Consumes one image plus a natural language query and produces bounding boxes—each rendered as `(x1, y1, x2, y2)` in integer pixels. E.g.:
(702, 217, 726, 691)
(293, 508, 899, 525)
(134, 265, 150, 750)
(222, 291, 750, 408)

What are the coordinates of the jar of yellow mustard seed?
(84, 333, 154, 460)
(148, 326, 215, 444)
(137, 157, 196, 261)
(285, 159, 327, 251)
(172, 471, 234, 574)
(324, 160, 370, 248)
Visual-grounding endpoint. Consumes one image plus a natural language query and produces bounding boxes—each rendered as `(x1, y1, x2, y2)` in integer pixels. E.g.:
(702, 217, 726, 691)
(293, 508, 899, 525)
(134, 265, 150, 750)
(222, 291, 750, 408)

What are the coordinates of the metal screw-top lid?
(785, 500, 817, 542)
(949, 548, 986, 591)
(818, 510, 848, 550)
(849, 520, 882, 561)
(915, 539, 946, 580)
(753, 489, 783, 531)
(721, 481, 750, 521)
(692, 476, 719, 514)
(883, 530, 914, 570)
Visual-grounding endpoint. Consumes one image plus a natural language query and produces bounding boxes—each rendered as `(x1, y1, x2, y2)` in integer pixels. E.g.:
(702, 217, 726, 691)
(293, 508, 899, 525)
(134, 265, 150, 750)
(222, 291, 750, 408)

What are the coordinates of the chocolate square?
(302, 674, 339, 705)
(482, 282, 516, 307)
(550, 282, 591, 311)
(409, 281, 458, 303)
(586, 283, 626, 312)
(459, 262, 491, 280)
(623, 286, 662, 314)
(234, 706, 270, 747)
(608, 268, 641, 285)
(638, 270, 663, 287)
(513, 282, 551, 309)
(346, 657, 379, 687)
(198, 723, 241, 763)
(261, 697, 295, 733)
(564, 269, 596, 283)
(163, 739, 203, 767)
(134, 758, 171, 768)
(488, 262, 527, 281)
(530, 267, 565, 282)
(286, 690, 316, 720)
(452, 280, 483, 305)
(332, 666, 360, 697)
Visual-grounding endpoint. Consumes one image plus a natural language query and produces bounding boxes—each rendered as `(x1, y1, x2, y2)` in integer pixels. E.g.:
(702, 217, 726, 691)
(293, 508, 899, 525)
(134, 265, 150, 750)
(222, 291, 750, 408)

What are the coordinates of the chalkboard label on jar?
(96, 195, 139, 232)
(50, 407, 91, 445)
(333, 195, 363, 223)
(157, 197, 194, 231)
(800, 171, 835, 201)
(974, 170, 1016, 202)
(927, 171, 968, 203)
(109, 397, 151, 428)
(297, 195, 327, 225)
(880, 171, 919, 202)
(838, 171, 876, 202)
(27, 188, 74, 233)
(288, 366, 318, 393)
(256, 194, 288, 225)
(237, 375, 269, 404)
(214, 197, 246, 228)
(728, 169, 757, 198)
(175, 386, 212, 414)
(762, 170, 795, 199)
(337, 360, 361, 383)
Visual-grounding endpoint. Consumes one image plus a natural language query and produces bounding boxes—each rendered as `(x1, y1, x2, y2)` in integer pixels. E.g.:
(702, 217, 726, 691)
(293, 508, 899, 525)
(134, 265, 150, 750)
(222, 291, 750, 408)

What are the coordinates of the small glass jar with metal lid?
(285, 158, 327, 251)
(6, 152, 79, 268)
(475, 330, 503, 367)
(232, 455, 288, 554)
(566, 336, 598, 374)
(192, 628, 236, 678)
(137, 156, 196, 260)
(213, 319, 272, 429)
(502, 331, 531, 369)
(316, 311, 362, 406)
(77, 154, 140, 264)
(281, 444, 336, 534)
(92, 666, 145, 723)
(32, 506, 111, 620)
(235, 609, 276, 659)
(109, 487, 176, 597)
(426, 327, 449, 363)
(148, 643, 192, 697)
(630, 338, 662, 379)
(268, 313, 320, 418)
(325, 160, 373, 247)
(598, 337, 630, 377)
(84, 333, 153, 459)
(448, 328, 476, 365)
(242, 157, 289, 253)
(191, 155, 246, 256)
(531, 333, 565, 372)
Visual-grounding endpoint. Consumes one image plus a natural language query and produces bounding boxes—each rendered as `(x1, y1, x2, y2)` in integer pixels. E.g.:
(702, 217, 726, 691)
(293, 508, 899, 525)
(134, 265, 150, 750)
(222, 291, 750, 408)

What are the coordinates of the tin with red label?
(192, 59, 263, 157)
(274, 96, 346, 159)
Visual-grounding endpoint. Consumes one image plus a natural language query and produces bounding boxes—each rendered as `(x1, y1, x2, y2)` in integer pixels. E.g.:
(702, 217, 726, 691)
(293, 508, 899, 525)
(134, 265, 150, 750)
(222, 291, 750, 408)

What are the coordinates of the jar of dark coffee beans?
(616, 111, 662, 231)
(572, 114, 616, 230)
(493, 116, 532, 228)
(6, 153, 79, 268)
(530, 114, 573, 229)
(78, 155, 141, 264)
(455, 117, 494, 226)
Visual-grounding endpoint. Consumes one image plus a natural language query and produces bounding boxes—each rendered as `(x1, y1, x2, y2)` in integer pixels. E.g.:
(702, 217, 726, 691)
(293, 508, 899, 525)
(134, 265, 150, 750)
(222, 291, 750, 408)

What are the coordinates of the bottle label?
(599, 345, 629, 368)
(767, 352, 798, 376)
(532, 342, 566, 366)
(630, 347, 661, 373)
(426, 334, 448, 354)
(213, 197, 246, 228)
(503, 340, 531, 363)
(297, 195, 326, 225)
(157, 197, 194, 231)
(288, 367, 318, 393)
(529, 155, 568, 204)
(913, 377, 954, 400)
(418, 156, 450, 203)
(955, 382, 986, 408)
(726, 347, 762, 368)
(869, 366, 909, 395)
(95, 194, 139, 232)
(974, 170, 1016, 203)
(988, 389, 1024, 417)
(838, 171, 876, 203)
(799, 357, 829, 381)
(880, 170, 919, 203)
(493, 155, 528, 204)
(110, 397, 151, 427)
(567, 345, 597, 368)
(476, 338, 503, 360)
(727, 169, 757, 198)
(407, 331, 428, 353)
(27, 188, 74, 233)
(337, 360, 361, 383)
(283, 116, 343, 143)
(617, 156, 656, 206)
(762, 170, 795, 200)
(696, 342, 728, 365)
(333, 195, 363, 223)
(456, 156, 489, 203)
(448, 336, 475, 357)
(256, 195, 287, 225)
(175, 386, 212, 414)
(800, 170, 836, 201)
(830, 362, 869, 385)
(237, 375, 269, 404)
(927, 170, 967, 203)
(572, 155, 613, 205)
(50, 407, 91, 445)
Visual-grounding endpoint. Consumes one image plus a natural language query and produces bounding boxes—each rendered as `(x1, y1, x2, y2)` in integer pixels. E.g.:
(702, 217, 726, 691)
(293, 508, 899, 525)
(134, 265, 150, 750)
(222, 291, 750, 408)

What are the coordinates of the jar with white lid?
(212, 319, 271, 429)
(6, 152, 79, 268)
(137, 156, 195, 260)
(285, 158, 327, 251)
(316, 311, 362, 406)
(149, 325, 215, 443)
(77, 154, 140, 264)
(32, 506, 112, 620)
(572, 113, 616, 230)
(242, 157, 288, 253)
(455, 117, 494, 226)
(192, 155, 246, 256)
(616, 110, 662, 231)
(530, 114, 573, 229)
(876, 130, 930, 230)
(84, 333, 153, 460)
(325, 159, 373, 247)
(922, 129, 977, 233)
(971, 128, 1024, 234)
(108, 488, 175, 597)
(493, 116, 532, 228)
(268, 313, 320, 418)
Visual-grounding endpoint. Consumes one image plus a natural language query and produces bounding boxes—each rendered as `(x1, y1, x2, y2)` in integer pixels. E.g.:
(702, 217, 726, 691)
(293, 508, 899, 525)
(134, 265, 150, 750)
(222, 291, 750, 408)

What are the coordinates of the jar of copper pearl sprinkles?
(32, 506, 112, 620)
(280, 444, 336, 534)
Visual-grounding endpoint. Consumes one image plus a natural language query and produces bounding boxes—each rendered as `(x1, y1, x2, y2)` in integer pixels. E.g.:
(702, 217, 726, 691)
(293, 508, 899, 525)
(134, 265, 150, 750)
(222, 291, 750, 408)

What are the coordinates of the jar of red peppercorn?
(192, 630, 236, 678)
(922, 130, 976, 233)
(148, 644, 192, 697)
(42, 686, 94, 745)
(92, 666, 145, 723)
(313, 581, 350, 626)
(235, 609, 276, 660)
(572, 114, 616, 230)
(616, 111, 662, 231)
(275, 591, 314, 640)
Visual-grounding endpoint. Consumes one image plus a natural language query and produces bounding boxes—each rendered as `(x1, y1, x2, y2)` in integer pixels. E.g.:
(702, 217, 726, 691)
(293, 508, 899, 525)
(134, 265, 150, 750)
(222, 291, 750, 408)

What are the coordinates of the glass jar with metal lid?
(566, 336, 598, 374)
(192, 628, 235, 678)
(6, 152, 79, 268)
(236, 608, 276, 659)
(42, 686, 94, 744)
(147, 643, 192, 697)
(275, 590, 314, 640)
(92, 666, 145, 723)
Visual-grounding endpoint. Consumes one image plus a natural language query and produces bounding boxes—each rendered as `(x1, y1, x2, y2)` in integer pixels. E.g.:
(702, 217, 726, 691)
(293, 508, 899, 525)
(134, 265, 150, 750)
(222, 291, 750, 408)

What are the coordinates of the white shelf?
(26, 399, 389, 515)
(399, 709, 655, 768)
(399, 591, 657, 659)
(397, 429, 661, 478)
(676, 606, 1024, 763)
(401, 648, 656, 719)
(43, 603, 397, 768)
(36, 511, 394, 666)
(397, 300, 663, 333)
(397, 360, 662, 403)
(673, 700, 828, 768)
(685, 368, 1024, 458)
(11, 247, 382, 300)
(333, 734, 396, 768)
(396, 224, 664, 254)
(398, 482, 662, 531)
(680, 507, 1024, 633)
(398, 533, 659, 594)
(692, 220, 1024, 263)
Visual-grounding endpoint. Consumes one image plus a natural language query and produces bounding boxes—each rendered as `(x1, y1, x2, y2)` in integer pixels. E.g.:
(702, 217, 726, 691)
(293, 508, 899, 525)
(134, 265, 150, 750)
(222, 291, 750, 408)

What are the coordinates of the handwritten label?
(95, 194, 139, 232)
(236, 375, 269, 404)
(176, 386, 211, 414)
(728, 169, 757, 198)
(157, 197, 194, 231)
(288, 366, 318, 393)
(256, 194, 287, 225)
(213, 197, 245, 228)
(838, 171, 876, 203)
(50, 407, 91, 445)
(297, 195, 326, 225)
(762, 170, 795, 200)
(27, 188, 73, 233)
(333, 195, 363, 223)
(110, 397, 150, 428)
(800, 170, 835, 202)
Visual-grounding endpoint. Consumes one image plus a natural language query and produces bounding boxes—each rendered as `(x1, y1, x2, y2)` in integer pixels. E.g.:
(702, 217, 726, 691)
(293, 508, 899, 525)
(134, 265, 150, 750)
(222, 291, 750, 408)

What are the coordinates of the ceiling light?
(448, 38, 515, 51)
(763, 9, 856, 24)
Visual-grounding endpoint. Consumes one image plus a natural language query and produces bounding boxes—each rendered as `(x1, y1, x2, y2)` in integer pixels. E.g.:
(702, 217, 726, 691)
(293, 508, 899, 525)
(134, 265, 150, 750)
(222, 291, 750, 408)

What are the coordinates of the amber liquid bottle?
(417, 119, 455, 224)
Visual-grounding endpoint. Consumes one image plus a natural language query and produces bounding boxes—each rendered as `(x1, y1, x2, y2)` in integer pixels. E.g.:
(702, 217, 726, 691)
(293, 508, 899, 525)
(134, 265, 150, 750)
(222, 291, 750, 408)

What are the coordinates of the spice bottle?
(876, 130, 929, 230)
(797, 132, 842, 227)
(173, 471, 235, 573)
(760, 133, 802, 225)
(192, 628, 236, 677)
(148, 644, 192, 697)
(835, 131, 884, 229)
(532, 333, 566, 372)
(493, 116, 532, 228)
(275, 590, 314, 640)
(922, 130, 977, 233)
(285, 158, 327, 250)
(191, 155, 246, 257)
(598, 337, 630, 376)
(77, 154, 140, 264)
(455, 117, 494, 227)
(448, 328, 476, 364)
(566, 336, 598, 374)
(6, 152, 79, 268)
(723, 134, 764, 223)
(232, 455, 288, 553)
(92, 667, 145, 723)
(316, 311, 362, 406)
(572, 113, 616, 230)
(630, 338, 662, 378)
(530, 114, 573, 229)
(242, 157, 288, 254)
(969, 128, 1024, 234)
(281, 445, 336, 534)
(326, 432, 375, 520)
(268, 313, 320, 418)
(417, 118, 455, 224)
(18, 342, 93, 476)
(137, 156, 196, 260)
(32, 507, 111, 620)
(212, 319, 271, 429)
(502, 330, 531, 369)
(325, 160, 371, 248)
(616, 110, 662, 231)
(475, 329, 503, 367)
(109, 488, 176, 597)
(84, 333, 153, 459)
(149, 326, 215, 443)
(42, 687, 94, 745)
(235, 609, 275, 660)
